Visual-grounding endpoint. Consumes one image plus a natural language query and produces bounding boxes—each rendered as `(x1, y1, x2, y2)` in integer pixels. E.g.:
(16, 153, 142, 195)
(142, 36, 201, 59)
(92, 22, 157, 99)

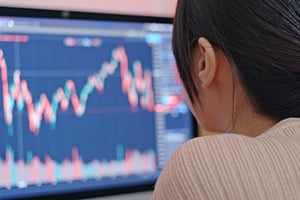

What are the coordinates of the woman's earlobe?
(197, 59, 206, 85)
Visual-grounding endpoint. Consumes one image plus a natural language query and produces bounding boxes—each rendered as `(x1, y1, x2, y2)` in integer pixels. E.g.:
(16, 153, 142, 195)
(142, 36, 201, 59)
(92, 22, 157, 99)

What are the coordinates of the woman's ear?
(196, 37, 217, 88)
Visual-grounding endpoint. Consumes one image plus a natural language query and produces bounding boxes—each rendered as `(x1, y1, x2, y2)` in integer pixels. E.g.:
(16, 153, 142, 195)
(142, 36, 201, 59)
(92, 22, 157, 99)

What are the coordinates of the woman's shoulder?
(152, 134, 252, 199)
(152, 119, 300, 199)
(176, 118, 300, 166)
(172, 133, 251, 167)
(184, 117, 300, 156)
(178, 133, 252, 159)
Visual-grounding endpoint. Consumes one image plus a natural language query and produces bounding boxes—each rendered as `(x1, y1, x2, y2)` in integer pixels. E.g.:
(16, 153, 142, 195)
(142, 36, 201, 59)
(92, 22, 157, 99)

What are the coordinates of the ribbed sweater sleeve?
(151, 118, 300, 200)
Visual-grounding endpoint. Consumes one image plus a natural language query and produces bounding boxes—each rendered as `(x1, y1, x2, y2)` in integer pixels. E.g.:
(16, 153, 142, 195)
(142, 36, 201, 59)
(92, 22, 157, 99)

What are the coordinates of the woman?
(152, 0, 300, 199)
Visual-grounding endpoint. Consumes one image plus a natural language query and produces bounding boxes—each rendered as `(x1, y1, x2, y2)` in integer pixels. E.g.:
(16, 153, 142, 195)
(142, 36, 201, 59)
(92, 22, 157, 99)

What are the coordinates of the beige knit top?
(152, 118, 300, 200)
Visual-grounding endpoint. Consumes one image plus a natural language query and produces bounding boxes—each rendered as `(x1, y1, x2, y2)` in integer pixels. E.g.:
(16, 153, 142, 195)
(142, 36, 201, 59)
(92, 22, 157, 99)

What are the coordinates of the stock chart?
(0, 15, 192, 199)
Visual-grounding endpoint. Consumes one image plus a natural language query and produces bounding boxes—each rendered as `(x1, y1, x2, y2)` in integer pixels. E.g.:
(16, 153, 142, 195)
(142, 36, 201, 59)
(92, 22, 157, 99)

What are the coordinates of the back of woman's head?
(173, 0, 300, 120)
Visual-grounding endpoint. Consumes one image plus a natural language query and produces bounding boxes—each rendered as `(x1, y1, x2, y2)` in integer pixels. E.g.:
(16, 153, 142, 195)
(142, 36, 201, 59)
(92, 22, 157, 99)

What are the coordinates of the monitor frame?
(0, 6, 197, 200)
(0, 6, 173, 24)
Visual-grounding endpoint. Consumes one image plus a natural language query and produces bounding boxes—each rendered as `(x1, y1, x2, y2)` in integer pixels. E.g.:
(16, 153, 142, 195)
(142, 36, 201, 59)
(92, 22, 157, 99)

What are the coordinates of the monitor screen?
(0, 7, 195, 199)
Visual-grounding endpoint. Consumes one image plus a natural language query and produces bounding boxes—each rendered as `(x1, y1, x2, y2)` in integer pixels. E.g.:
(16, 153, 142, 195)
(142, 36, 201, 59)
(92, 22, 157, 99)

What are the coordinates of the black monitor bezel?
(0, 6, 197, 200)
(0, 6, 173, 23)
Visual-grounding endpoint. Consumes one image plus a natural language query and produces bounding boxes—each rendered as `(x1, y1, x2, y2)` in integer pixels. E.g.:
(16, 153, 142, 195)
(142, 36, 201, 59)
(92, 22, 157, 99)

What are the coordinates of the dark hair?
(173, 0, 300, 120)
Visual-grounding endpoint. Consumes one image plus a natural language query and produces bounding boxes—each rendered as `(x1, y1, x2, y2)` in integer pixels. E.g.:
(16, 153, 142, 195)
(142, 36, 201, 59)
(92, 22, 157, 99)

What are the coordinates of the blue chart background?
(0, 34, 156, 165)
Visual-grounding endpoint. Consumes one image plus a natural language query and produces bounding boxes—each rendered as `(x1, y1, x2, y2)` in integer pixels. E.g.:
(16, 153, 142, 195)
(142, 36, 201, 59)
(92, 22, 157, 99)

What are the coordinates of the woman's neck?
(232, 109, 277, 137)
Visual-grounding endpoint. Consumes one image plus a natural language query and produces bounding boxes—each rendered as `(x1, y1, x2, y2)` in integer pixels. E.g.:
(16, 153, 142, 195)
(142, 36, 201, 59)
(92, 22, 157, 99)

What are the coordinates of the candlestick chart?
(0, 45, 156, 135)
(0, 16, 193, 200)
(0, 33, 162, 195)
(0, 145, 157, 189)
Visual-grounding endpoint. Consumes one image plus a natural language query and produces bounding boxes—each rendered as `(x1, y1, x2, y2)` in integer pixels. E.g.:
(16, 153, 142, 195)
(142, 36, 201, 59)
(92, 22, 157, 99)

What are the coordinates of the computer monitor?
(0, 7, 196, 199)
